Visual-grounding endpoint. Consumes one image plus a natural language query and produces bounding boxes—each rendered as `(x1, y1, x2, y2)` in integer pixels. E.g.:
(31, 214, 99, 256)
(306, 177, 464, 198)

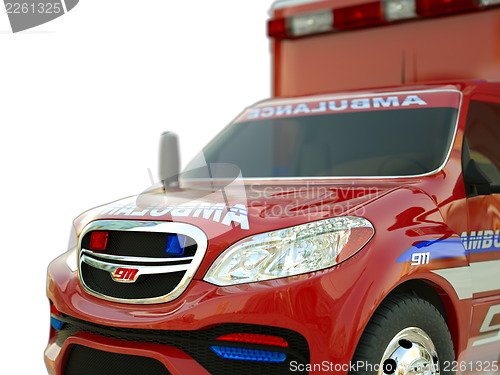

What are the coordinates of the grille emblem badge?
(111, 267, 139, 283)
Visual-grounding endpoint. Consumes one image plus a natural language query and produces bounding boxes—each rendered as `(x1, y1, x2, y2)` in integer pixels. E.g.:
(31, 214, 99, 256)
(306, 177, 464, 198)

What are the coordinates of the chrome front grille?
(78, 220, 208, 304)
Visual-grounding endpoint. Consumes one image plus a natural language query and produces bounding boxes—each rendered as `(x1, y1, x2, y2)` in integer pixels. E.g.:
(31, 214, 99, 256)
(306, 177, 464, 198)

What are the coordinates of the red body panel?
(45, 27, 500, 375)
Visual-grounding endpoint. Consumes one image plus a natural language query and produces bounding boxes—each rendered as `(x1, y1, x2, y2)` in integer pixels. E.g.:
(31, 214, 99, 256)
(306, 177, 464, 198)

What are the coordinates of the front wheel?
(349, 294, 455, 375)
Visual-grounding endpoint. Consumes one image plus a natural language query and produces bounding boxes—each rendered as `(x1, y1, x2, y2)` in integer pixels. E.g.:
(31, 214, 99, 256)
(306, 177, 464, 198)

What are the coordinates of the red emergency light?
(216, 333, 289, 348)
(268, 18, 288, 39)
(268, 0, 499, 39)
(417, 0, 479, 16)
(334, 2, 385, 30)
(50, 304, 61, 316)
(89, 231, 108, 251)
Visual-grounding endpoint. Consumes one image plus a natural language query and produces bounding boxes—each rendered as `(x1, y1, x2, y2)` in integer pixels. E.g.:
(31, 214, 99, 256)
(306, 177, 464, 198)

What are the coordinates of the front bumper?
(45, 248, 374, 375)
(45, 315, 309, 375)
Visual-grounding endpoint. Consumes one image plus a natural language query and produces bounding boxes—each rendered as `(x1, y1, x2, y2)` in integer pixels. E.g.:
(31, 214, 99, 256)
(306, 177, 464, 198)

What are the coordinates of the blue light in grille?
(165, 234, 187, 256)
(210, 346, 286, 363)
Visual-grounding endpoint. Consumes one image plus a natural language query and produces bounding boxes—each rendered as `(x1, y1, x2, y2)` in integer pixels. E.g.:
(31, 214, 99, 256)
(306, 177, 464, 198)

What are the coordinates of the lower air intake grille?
(63, 344, 171, 375)
(57, 315, 310, 375)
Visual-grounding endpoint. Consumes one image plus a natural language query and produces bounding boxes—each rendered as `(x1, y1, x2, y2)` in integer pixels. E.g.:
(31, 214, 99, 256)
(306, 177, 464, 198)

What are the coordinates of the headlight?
(204, 216, 374, 286)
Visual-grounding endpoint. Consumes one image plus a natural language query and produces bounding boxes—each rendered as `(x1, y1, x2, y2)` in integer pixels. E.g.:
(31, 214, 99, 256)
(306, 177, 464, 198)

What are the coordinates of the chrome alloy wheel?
(378, 327, 440, 375)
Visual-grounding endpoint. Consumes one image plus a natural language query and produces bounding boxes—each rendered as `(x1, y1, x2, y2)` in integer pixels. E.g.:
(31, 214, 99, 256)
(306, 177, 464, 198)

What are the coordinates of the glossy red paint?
(45, 1, 500, 366)
(45, 81, 500, 374)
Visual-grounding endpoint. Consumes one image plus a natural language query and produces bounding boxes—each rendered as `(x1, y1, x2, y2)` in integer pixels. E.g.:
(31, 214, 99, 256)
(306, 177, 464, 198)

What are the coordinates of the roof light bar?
(268, 0, 500, 39)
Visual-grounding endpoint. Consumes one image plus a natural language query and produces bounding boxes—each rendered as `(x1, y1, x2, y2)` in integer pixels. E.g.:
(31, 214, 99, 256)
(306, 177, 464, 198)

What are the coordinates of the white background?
(0, 1, 271, 372)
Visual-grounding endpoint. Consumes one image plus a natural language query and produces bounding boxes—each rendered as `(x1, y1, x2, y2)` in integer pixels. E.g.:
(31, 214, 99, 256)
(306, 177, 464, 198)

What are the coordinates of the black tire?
(348, 294, 455, 375)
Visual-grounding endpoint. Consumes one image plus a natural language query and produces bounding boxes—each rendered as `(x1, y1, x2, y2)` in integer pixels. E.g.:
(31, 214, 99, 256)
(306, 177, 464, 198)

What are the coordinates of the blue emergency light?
(165, 234, 187, 256)
(210, 346, 286, 363)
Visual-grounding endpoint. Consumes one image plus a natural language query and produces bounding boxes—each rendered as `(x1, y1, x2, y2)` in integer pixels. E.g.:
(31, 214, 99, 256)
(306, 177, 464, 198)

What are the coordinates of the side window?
(464, 100, 500, 195)
(469, 150, 500, 185)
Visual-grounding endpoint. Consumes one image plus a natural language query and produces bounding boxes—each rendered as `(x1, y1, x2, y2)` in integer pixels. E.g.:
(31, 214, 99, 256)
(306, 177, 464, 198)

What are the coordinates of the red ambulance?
(45, 0, 500, 374)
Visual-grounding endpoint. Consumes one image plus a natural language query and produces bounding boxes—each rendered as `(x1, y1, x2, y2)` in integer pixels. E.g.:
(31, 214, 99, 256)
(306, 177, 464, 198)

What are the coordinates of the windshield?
(183, 91, 460, 179)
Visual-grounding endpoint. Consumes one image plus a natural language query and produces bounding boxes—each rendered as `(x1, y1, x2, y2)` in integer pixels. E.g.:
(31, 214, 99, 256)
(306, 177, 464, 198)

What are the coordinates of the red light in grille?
(89, 231, 108, 251)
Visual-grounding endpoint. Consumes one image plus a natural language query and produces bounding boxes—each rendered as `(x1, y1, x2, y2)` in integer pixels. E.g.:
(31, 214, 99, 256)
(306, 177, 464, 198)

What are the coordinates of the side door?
(462, 95, 500, 371)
